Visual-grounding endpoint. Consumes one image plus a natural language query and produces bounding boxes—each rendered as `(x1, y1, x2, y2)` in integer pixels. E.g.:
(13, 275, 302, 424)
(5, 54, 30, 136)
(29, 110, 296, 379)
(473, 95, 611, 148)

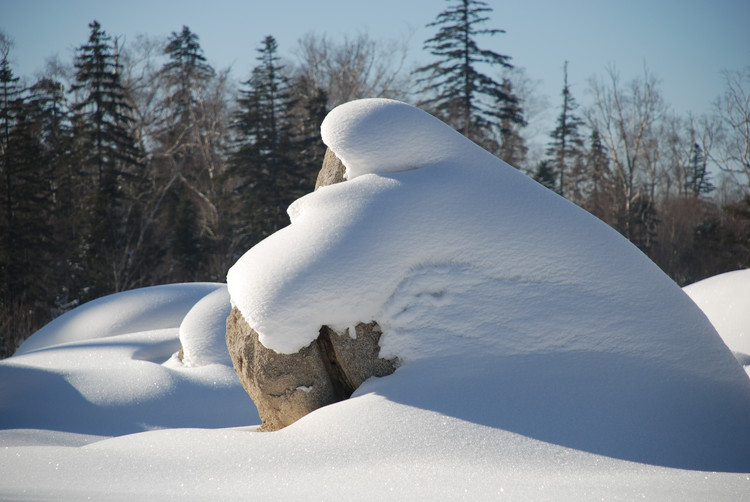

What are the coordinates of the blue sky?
(1, 0, 748, 123)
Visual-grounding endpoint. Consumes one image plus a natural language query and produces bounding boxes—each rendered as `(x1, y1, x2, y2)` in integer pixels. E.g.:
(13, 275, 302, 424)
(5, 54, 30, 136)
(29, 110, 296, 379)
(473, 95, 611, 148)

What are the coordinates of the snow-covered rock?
(227, 98, 750, 471)
(226, 309, 395, 431)
(226, 153, 395, 430)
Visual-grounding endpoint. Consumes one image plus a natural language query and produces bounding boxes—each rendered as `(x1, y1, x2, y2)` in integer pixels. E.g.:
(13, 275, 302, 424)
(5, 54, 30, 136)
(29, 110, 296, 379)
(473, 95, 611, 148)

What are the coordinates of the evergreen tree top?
(421, 0, 512, 70)
(415, 0, 516, 140)
(163, 25, 214, 79)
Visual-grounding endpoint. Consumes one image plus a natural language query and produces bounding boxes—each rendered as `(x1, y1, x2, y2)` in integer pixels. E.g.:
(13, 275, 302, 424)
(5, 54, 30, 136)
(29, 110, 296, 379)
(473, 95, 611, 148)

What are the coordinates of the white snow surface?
(3, 99, 750, 500)
(1, 283, 257, 438)
(684, 268, 750, 374)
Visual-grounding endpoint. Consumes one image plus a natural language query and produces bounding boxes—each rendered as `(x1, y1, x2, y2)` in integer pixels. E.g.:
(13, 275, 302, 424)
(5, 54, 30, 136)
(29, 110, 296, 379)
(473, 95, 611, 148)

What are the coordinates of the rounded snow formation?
(15, 283, 225, 355)
(178, 286, 234, 367)
(320, 98, 470, 179)
(227, 98, 750, 471)
(2, 283, 258, 436)
(684, 268, 750, 373)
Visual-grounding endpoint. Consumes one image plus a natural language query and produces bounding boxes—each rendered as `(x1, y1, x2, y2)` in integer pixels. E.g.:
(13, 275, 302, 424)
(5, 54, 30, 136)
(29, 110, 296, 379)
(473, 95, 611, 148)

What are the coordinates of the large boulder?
(226, 308, 395, 431)
(226, 148, 396, 431)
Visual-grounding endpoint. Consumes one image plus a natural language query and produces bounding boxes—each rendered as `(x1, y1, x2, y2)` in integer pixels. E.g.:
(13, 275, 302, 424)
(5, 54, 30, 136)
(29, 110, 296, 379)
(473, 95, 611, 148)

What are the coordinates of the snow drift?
(1, 284, 258, 436)
(2, 99, 750, 500)
(684, 268, 750, 375)
(228, 98, 750, 471)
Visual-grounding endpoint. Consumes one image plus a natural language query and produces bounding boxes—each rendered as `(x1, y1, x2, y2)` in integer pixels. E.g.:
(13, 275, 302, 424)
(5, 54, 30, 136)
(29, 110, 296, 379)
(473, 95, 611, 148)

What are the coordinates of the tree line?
(2, 0, 749, 357)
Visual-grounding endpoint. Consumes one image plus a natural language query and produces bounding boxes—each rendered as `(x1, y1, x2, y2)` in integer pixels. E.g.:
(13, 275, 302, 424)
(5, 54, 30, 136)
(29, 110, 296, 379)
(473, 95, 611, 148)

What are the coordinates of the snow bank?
(1, 284, 257, 436)
(3, 393, 749, 501)
(227, 98, 750, 471)
(684, 268, 750, 373)
(175, 286, 234, 367)
(15, 283, 224, 355)
(3, 100, 750, 499)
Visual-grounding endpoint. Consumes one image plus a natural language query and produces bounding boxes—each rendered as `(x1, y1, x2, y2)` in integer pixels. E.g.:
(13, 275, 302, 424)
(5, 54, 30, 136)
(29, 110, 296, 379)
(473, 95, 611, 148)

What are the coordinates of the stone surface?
(314, 148, 347, 190)
(226, 307, 337, 431)
(226, 308, 395, 431)
(320, 323, 396, 393)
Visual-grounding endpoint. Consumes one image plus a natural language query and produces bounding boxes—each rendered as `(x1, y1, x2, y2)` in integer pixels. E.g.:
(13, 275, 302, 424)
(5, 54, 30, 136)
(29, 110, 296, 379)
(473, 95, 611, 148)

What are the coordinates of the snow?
(684, 268, 750, 375)
(3, 99, 750, 499)
(1, 284, 258, 437)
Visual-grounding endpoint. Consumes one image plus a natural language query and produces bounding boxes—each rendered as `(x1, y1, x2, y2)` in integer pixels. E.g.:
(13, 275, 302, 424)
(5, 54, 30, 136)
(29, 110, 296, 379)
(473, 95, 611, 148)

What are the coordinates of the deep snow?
(684, 268, 750, 375)
(227, 99, 750, 469)
(2, 99, 750, 500)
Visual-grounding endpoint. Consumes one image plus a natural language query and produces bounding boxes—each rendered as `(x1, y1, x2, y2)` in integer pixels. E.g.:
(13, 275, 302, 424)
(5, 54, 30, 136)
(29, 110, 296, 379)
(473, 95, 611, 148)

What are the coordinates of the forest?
(1, 0, 749, 357)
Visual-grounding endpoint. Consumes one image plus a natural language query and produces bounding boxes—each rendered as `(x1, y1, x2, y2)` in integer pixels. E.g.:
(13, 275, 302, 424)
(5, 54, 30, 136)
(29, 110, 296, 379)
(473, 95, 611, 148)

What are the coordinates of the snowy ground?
(2, 99, 750, 500)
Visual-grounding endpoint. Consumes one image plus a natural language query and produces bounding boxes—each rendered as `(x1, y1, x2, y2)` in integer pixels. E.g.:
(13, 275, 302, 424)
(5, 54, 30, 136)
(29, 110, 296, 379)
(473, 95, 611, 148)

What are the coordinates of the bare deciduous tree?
(294, 32, 412, 108)
(586, 66, 665, 244)
(713, 67, 750, 187)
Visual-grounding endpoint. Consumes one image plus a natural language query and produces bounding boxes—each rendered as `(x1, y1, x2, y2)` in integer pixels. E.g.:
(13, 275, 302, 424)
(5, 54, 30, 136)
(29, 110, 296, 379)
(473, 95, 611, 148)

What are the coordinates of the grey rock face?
(226, 308, 396, 431)
(314, 148, 347, 190)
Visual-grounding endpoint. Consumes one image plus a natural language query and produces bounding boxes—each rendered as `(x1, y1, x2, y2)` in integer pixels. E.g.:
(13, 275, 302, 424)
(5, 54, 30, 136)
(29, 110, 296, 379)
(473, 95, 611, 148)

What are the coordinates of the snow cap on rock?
(321, 98, 472, 179)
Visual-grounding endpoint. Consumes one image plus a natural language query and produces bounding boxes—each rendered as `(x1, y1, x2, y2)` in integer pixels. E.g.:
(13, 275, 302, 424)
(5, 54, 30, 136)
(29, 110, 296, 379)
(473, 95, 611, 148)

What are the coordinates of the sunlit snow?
(2, 99, 750, 500)
(684, 268, 750, 375)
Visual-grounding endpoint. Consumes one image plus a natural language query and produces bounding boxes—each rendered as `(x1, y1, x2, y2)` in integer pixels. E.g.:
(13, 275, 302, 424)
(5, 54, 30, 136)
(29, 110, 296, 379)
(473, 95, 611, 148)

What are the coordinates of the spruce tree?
(493, 77, 527, 166)
(546, 62, 585, 201)
(0, 51, 27, 312)
(70, 20, 143, 298)
(533, 160, 557, 192)
(230, 35, 297, 249)
(156, 26, 218, 281)
(415, 0, 516, 146)
(686, 142, 714, 196)
(0, 45, 24, 281)
(584, 127, 613, 221)
(26, 78, 75, 298)
(0, 51, 61, 355)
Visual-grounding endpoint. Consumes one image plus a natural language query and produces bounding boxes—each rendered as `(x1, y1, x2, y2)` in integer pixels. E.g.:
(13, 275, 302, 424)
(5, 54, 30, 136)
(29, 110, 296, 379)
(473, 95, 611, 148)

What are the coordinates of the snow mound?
(1, 284, 257, 436)
(227, 98, 750, 471)
(320, 98, 471, 179)
(15, 283, 224, 355)
(175, 286, 233, 367)
(684, 268, 750, 372)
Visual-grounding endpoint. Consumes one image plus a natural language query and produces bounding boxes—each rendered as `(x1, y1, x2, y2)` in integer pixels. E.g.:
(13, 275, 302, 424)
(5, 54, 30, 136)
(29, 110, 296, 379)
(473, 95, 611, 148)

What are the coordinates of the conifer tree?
(70, 20, 143, 298)
(415, 0, 516, 146)
(493, 77, 527, 166)
(584, 127, 613, 221)
(230, 35, 296, 249)
(156, 26, 220, 281)
(547, 62, 585, 201)
(287, 74, 328, 184)
(686, 142, 714, 196)
(0, 48, 29, 309)
(26, 78, 75, 297)
(533, 160, 557, 191)
(0, 47, 61, 354)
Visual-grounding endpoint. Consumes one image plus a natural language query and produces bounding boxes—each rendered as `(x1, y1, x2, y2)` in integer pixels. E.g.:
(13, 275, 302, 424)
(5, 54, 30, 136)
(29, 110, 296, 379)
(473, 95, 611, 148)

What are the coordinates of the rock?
(226, 308, 396, 431)
(319, 323, 397, 393)
(226, 307, 339, 431)
(314, 148, 347, 190)
(226, 148, 396, 430)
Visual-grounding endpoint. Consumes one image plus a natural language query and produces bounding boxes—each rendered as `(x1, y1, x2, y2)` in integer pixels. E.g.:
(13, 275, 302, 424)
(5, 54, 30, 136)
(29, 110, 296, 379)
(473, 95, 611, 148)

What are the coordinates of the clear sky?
(1, 0, 748, 124)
